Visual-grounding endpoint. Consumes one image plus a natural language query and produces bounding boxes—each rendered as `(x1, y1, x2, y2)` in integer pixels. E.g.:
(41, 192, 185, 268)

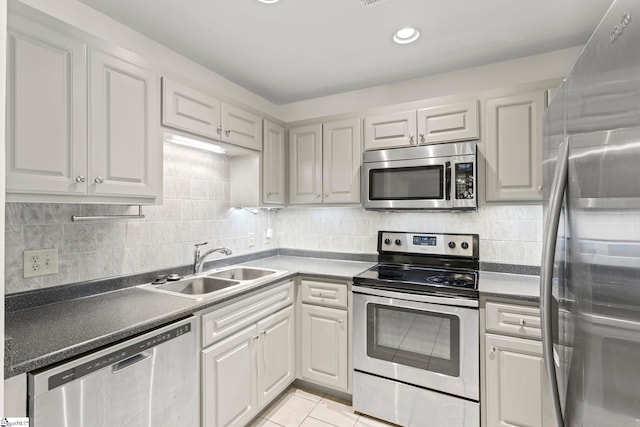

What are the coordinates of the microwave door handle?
(445, 161, 452, 200)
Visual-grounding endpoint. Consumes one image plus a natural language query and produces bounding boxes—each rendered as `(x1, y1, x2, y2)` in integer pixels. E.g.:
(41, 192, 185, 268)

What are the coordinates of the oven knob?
(395, 239, 402, 246)
(448, 241, 456, 249)
(461, 242, 469, 250)
(384, 238, 391, 245)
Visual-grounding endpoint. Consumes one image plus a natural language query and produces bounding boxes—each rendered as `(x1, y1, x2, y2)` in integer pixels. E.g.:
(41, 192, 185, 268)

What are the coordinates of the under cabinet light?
(258, 0, 280, 3)
(165, 135, 226, 154)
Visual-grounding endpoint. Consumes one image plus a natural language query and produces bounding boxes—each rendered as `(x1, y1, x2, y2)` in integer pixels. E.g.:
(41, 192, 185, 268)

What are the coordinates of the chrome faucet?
(193, 242, 232, 274)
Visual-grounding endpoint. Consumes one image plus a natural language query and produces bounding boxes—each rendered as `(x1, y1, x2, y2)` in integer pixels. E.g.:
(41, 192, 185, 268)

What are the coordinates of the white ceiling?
(79, 0, 613, 105)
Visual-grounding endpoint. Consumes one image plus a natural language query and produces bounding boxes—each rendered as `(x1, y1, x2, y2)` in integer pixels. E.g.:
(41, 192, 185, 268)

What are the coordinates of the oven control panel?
(379, 231, 478, 258)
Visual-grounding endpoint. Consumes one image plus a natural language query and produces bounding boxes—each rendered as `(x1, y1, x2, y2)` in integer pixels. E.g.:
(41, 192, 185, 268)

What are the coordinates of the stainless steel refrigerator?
(541, 0, 640, 425)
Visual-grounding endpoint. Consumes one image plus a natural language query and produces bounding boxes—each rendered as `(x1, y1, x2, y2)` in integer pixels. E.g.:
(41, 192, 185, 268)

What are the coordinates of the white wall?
(279, 46, 582, 122)
(1, 0, 7, 411)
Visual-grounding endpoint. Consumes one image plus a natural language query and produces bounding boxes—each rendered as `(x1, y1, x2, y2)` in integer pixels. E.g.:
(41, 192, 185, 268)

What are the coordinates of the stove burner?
(425, 273, 475, 288)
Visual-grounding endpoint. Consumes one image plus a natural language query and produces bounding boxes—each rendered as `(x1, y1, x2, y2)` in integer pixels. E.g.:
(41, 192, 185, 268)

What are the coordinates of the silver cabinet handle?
(419, 133, 425, 143)
(339, 319, 344, 325)
(519, 318, 526, 326)
(409, 134, 415, 144)
(225, 129, 231, 136)
(538, 186, 543, 192)
(324, 193, 329, 198)
(252, 335, 259, 340)
(267, 192, 272, 198)
(315, 193, 321, 198)
(95, 176, 104, 184)
(75, 175, 86, 183)
(217, 126, 223, 134)
(490, 346, 496, 353)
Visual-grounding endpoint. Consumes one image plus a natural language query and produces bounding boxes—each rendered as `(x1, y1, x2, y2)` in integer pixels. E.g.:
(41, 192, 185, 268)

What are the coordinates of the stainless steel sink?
(154, 276, 240, 295)
(208, 267, 277, 281)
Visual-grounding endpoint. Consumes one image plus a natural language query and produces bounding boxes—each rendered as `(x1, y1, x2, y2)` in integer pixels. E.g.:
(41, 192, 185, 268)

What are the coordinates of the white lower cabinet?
(483, 301, 555, 427)
(202, 325, 258, 427)
(299, 304, 348, 391)
(297, 279, 350, 392)
(200, 282, 295, 427)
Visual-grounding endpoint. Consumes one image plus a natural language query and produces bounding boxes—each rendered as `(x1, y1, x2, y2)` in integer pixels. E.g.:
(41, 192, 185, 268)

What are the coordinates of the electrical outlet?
(24, 248, 59, 278)
(248, 232, 255, 247)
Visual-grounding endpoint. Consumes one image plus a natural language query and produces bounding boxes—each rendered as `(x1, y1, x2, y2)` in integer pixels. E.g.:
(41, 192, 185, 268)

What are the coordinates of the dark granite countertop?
(5, 255, 374, 378)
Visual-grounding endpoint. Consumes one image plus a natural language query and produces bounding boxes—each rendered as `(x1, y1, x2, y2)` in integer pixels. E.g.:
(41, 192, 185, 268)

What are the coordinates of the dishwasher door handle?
(112, 352, 152, 374)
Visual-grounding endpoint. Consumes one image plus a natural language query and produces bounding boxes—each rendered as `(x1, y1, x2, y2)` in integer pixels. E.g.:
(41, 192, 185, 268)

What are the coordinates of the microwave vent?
(358, 0, 394, 9)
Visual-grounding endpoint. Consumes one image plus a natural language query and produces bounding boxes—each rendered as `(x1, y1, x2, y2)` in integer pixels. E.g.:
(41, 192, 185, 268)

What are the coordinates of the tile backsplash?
(275, 205, 542, 266)
(5, 143, 275, 294)
(5, 142, 542, 294)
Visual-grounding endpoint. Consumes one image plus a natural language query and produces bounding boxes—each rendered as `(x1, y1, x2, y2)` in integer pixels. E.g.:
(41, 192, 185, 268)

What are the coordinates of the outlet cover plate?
(24, 248, 59, 278)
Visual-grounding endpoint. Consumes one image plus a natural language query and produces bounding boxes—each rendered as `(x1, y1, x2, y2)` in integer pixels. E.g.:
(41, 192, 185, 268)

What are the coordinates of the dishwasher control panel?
(47, 321, 192, 390)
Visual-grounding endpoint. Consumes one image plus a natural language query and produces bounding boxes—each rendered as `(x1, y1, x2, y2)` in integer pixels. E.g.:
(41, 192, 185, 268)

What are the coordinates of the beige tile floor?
(251, 386, 397, 427)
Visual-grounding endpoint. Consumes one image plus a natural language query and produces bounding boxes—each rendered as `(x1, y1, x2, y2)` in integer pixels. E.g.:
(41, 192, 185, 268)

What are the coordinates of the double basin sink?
(139, 266, 286, 300)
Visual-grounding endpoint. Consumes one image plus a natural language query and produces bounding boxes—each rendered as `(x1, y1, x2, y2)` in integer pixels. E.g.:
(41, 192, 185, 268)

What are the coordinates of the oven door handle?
(445, 161, 452, 201)
(352, 285, 479, 308)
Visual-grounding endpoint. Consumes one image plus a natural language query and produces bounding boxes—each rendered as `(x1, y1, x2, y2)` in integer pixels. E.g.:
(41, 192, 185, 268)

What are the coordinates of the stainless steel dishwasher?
(28, 316, 198, 427)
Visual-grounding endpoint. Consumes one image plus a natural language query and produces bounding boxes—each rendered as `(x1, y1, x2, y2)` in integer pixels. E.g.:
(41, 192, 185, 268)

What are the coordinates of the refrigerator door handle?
(540, 138, 570, 427)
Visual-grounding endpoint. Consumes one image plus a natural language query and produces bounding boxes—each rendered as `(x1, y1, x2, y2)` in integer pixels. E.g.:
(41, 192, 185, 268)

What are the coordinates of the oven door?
(363, 156, 452, 210)
(353, 286, 479, 400)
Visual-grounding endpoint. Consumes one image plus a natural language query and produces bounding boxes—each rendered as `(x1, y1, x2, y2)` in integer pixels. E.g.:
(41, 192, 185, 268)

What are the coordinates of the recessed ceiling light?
(393, 27, 420, 44)
(258, 0, 280, 4)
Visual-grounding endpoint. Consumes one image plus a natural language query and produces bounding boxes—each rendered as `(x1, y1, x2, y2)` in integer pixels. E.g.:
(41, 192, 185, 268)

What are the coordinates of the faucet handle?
(194, 242, 208, 249)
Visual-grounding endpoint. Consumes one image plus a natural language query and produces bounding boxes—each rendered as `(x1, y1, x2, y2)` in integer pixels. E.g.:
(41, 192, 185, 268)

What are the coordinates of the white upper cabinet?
(416, 100, 479, 145)
(88, 48, 160, 198)
(222, 104, 262, 151)
(289, 118, 361, 205)
(364, 110, 416, 150)
(262, 120, 286, 205)
(6, 17, 87, 196)
(6, 14, 161, 203)
(162, 77, 262, 151)
(322, 118, 361, 204)
(289, 124, 323, 204)
(162, 77, 221, 139)
(485, 90, 546, 202)
(364, 101, 479, 151)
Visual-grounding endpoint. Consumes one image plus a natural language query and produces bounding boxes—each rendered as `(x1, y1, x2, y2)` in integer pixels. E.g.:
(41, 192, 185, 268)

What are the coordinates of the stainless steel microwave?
(362, 141, 477, 210)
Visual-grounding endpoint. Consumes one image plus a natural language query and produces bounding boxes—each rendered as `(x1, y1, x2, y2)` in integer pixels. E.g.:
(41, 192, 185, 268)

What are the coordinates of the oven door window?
(369, 165, 443, 200)
(366, 303, 460, 377)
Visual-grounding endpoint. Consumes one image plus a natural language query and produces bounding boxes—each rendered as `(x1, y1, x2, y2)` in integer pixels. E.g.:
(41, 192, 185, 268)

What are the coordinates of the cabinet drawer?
(300, 279, 348, 309)
(202, 281, 293, 347)
(485, 302, 541, 339)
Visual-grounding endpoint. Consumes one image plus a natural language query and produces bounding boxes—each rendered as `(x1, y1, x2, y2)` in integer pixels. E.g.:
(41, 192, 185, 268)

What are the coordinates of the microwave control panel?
(455, 162, 474, 199)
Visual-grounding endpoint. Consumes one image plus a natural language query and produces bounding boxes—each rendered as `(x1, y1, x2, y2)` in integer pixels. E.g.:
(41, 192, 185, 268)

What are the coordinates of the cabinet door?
(222, 103, 262, 151)
(202, 325, 258, 427)
(262, 120, 286, 205)
(256, 306, 295, 409)
(88, 48, 160, 199)
(364, 111, 416, 150)
(485, 334, 555, 427)
(323, 118, 361, 204)
(485, 91, 545, 201)
(6, 18, 87, 195)
(162, 77, 222, 139)
(300, 304, 348, 391)
(417, 100, 479, 145)
(289, 124, 323, 204)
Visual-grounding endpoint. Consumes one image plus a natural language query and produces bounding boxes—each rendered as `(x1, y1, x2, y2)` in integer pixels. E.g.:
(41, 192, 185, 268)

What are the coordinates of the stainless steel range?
(352, 231, 480, 427)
